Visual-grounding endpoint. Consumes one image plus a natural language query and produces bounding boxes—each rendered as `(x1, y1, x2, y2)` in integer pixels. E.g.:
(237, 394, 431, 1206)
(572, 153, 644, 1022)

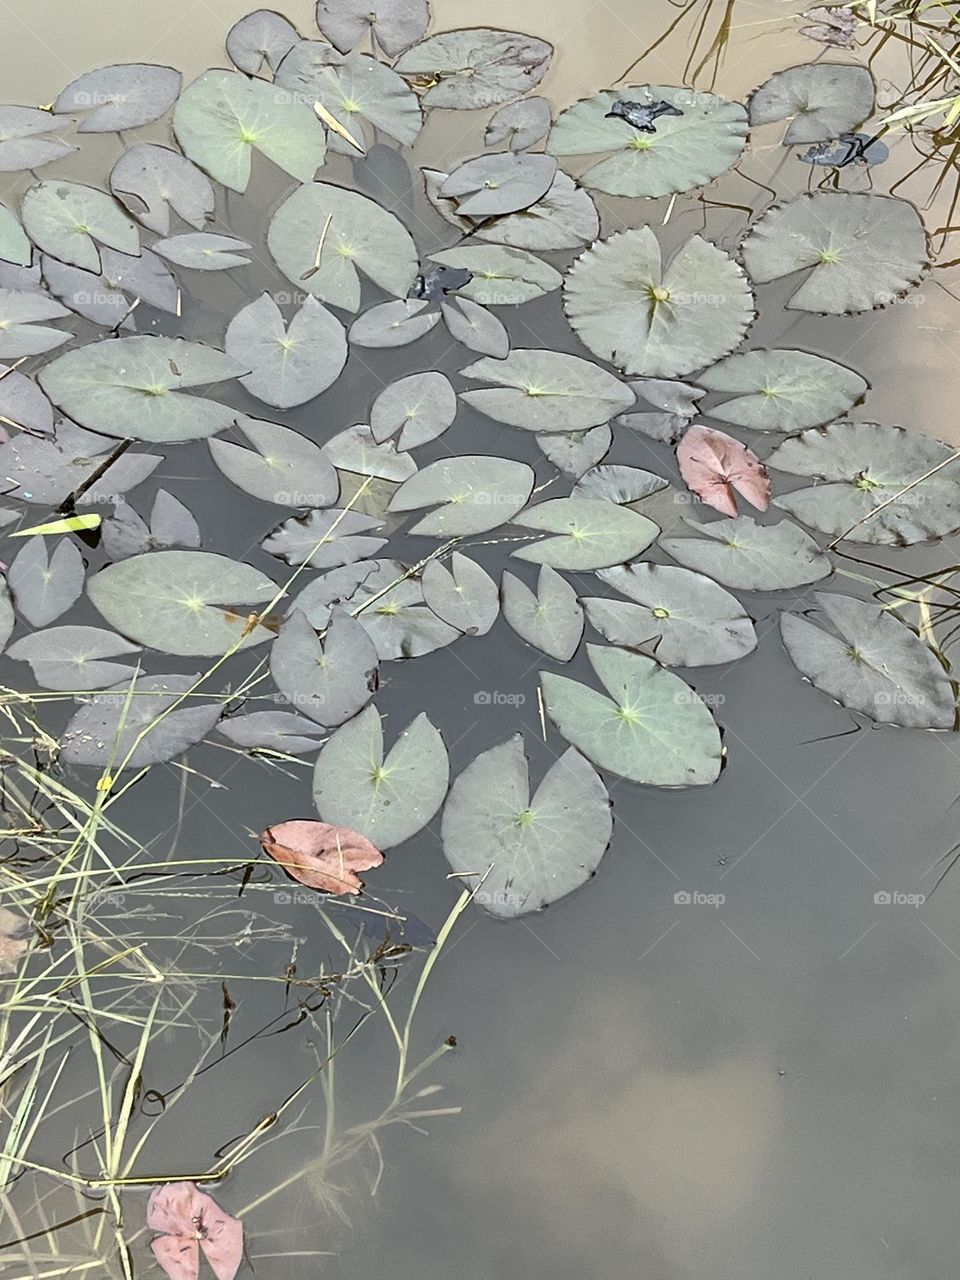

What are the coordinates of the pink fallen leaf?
(260, 819, 384, 896)
(0, 907, 30, 974)
(147, 1181, 243, 1280)
(676, 425, 770, 516)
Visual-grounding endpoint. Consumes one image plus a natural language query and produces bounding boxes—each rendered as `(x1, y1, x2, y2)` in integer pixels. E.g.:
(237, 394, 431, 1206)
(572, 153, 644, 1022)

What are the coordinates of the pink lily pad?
(147, 1181, 243, 1280)
(677, 424, 770, 516)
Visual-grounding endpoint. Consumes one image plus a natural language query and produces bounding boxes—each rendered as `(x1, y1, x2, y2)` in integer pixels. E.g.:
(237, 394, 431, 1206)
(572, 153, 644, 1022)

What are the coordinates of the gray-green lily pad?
(21, 181, 139, 273)
(218, 709, 324, 755)
(698, 348, 868, 430)
(389, 455, 535, 536)
(209, 416, 339, 507)
(39, 336, 243, 443)
(262, 508, 386, 568)
(269, 180, 418, 311)
(226, 9, 300, 73)
(427, 245, 561, 304)
(547, 85, 748, 198)
(60, 673, 223, 769)
(338, 557, 460, 658)
(564, 226, 755, 377)
(477, 172, 600, 252)
(617, 376, 703, 444)
(0, 423, 161, 505)
(349, 299, 441, 347)
(152, 233, 251, 270)
(109, 144, 216, 235)
(460, 349, 634, 431)
(439, 153, 557, 218)
(41, 256, 133, 328)
(393, 29, 552, 109)
(586, 562, 757, 666)
(780, 592, 954, 728)
(54, 64, 182, 133)
(313, 705, 448, 848)
(501, 564, 583, 661)
(441, 296, 509, 358)
(0, 108, 75, 171)
(486, 97, 552, 151)
(421, 552, 499, 636)
(323, 424, 416, 481)
(740, 192, 928, 313)
(0, 204, 30, 267)
(0, 289, 71, 357)
(661, 514, 831, 590)
(441, 734, 611, 918)
(511, 496, 659, 570)
(101, 489, 201, 560)
(748, 63, 874, 144)
(7, 625, 141, 691)
(173, 69, 326, 192)
(541, 643, 723, 785)
(0, 362, 53, 434)
(317, 0, 429, 57)
(536, 425, 611, 478)
(370, 372, 456, 448)
(87, 550, 279, 655)
(9, 535, 84, 627)
(768, 421, 960, 545)
(275, 43, 422, 149)
(270, 607, 378, 727)
(572, 464, 668, 505)
(225, 293, 346, 408)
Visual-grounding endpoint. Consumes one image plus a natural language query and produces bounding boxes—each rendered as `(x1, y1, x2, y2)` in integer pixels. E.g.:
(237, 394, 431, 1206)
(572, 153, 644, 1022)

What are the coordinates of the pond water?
(3, 3, 960, 1279)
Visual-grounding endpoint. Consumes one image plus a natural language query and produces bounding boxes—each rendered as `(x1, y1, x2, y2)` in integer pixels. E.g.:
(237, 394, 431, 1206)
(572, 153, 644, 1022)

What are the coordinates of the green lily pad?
(740, 192, 928, 314)
(21, 181, 139, 273)
(536, 425, 611, 478)
(501, 564, 583, 661)
(173, 68, 327, 192)
(698, 348, 868, 431)
(393, 28, 552, 109)
(541, 643, 723, 785)
(421, 552, 499, 636)
(460, 349, 635, 431)
(748, 63, 874, 144)
(208, 416, 339, 508)
(768, 421, 960, 545)
(0, 204, 30, 266)
(661, 514, 832, 590)
(224, 293, 347, 409)
(269, 180, 418, 311)
(9, 535, 84, 627)
(270, 608, 378, 727)
(54, 64, 183, 133)
(427, 245, 561, 304)
(441, 734, 611, 918)
(39, 336, 243, 443)
(7, 625, 141, 691)
(511, 496, 659, 570)
(313, 706, 448, 848)
(564, 226, 755, 377)
(780, 592, 954, 728)
(87, 550, 279, 655)
(370, 372, 457, 449)
(389, 456, 535, 536)
(0, 289, 71, 358)
(547, 85, 748, 197)
(109, 144, 215, 236)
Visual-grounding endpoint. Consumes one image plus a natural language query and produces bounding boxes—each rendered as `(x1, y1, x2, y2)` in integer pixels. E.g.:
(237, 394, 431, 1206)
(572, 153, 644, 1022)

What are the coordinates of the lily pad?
(748, 63, 874, 144)
(572, 464, 669, 505)
(7, 625, 141, 691)
(173, 69, 327, 192)
(87, 550, 279, 655)
(586, 562, 757, 666)
(427, 245, 560, 304)
(0, 362, 54, 434)
(547, 85, 748, 197)
(109, 144, 215, 236)
(477, 172, 600, 251)
(152, 233, 251, 270)
(536, 425, 611, 478)
(617, 376, 703, 444)
(270, 608, 378, 727)
(317, 0, 429, 57)
(209, 416, 339, 508)
(54, 64, 182, 133)
(41, 256, 134, 328)
(421, 552, 499, 636)
(60, 673, 222, 769)
(226, 10, 300, 73)
(501, 565, 583, 661)
(313, 706, 448, 848)
(323, 424, 416, 481)
(441, 734, 611, 918)
(349, 299, 441, 347)
(217, 709, 324, 755)
(780, 592, 954, 728)
(336, 558, 460, 658)
(101, 489, 201, 560)
(564, 226, 755, 378)
(9, 535, 85, 627)
(269, 181, 418, 311)
(0, 204, 30, 266)
(0, 423, 161, 505)
(440, 153, 557, 218)
(262, 508, 386, 568)
(511, 496, 659, 571)
(541, 643, 723, 785)
(370, 372, 457, 449)
(393, 29, 552, 109)
(698, 348, 868, 431)
(21, 181, 140, 273)
(441, 296, 509, 358)
(224, 293, 346, 409)
(740, 192, 928, 313)
(486, 97, 552, 151)
(460, 349, 634, 431)
(768, 421, 960, 545)
(39, 336, 243, 443)
(275, 43, 422, 149)
(661, 514, 832, 590)
(0, 108, 75, 171)
(0, 289, 71, 358)
(389, 455, 535, 536)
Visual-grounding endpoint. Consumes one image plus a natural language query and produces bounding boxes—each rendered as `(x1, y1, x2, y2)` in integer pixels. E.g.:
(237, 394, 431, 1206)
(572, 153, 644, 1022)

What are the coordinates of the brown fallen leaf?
(260, 819, 384, 896)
